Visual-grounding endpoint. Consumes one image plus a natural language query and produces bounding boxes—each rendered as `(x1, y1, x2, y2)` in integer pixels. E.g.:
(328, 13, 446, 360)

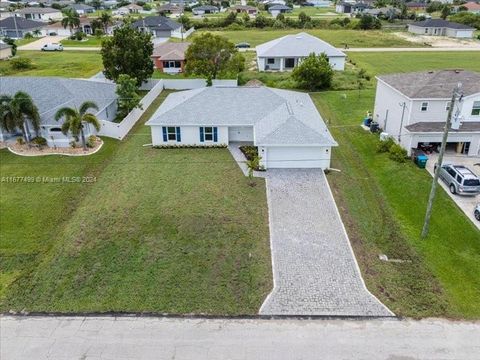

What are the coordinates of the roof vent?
(295, 35, 302, 39)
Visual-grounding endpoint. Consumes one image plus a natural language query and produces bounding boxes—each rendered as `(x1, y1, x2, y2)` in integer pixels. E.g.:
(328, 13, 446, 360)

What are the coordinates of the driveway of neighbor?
(17, 36, 67, 51)
(426, 153, 480, 230)
(260, 169, 393, 316)
(2, 316, 479, 360)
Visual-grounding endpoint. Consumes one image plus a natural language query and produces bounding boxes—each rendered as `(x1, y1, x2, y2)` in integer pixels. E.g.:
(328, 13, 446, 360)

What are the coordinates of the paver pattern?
(260, 169, 393, 316)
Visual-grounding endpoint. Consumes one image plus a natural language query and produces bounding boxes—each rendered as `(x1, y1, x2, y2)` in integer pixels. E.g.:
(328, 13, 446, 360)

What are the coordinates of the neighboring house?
(256, 32, 346, 71)
(45, 17, 117, 35)
(230, 5, 258, 15)
(461, 1, 480, 14)
(132, 16, 182, 38)
(260, 0, 286, 5)
(0, 77, 118, 146)
(408, 19, 475, 38)
(268, 4, 292, 18)
(114, 4, 144, 15)
(0, 42, 12, 60)
(364, 7, 399, 18)
(14, 7, 63, 22)
(65, 4, 95, 15)
(146, 86, 337, 169)
(169, 0, 199, 7)
(373, 70, 480, 157)
(192, 5, 219, 15)
(101, 0, 119, 9)
(305, 0, 333, 7)
(336, 1, 371, 14)
(158, 3, 184, 15)
(151, 41, 189, 73)
(0, 16, 45, 38)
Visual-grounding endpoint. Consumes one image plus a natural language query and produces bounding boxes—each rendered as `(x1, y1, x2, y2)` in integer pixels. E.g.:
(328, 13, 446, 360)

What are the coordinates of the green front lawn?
(0, 91, 272, 314)
(61, 37, 104, 47)
(193, 29, 420, 48)
(312, 90, 480, 319)
(0, 51, 103, 77)
(15, 37, 43, 46)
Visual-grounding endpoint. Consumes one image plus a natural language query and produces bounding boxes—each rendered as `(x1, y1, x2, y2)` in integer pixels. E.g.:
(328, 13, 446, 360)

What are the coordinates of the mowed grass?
(347, 51, 480, 76)
(0, 91, 272, 314)
(0, 51, 103, 77)
(192, 29, 419, 47)
(312, 90, 480, 318)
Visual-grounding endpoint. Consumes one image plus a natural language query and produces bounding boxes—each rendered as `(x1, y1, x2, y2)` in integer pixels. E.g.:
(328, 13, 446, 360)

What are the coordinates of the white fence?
(97, 78, 237, 140)
(171, 27, 195, 39)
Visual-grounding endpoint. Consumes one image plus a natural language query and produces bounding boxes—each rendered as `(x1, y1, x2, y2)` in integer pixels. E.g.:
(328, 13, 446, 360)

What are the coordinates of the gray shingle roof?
(406, 121, 480, 132)
(132, 16, 181, 31)
(0, 77, 117, 126)
(15, 7, 60, 14)
(268, 4, 291, 10)
(256, 32, 345, 58)
(66, 4, 94, 10)
(146, 87, 337, 147)
(377, 70, 480, 98)
(410, 19, 475, 30)
(0, 16, 45, 30)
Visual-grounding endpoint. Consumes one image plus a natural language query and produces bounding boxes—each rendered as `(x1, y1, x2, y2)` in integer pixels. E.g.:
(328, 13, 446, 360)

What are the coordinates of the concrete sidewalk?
(1, 316, 479, 359)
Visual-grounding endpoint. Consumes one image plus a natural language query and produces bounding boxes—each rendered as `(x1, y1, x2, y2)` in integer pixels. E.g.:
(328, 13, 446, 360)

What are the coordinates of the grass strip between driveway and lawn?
(312, 90, 480, 319)
(0, 90, 272, 314)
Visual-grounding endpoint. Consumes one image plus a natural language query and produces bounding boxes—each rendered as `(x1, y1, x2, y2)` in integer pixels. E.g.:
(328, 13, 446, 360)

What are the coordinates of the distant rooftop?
(410, 18, 475, 30)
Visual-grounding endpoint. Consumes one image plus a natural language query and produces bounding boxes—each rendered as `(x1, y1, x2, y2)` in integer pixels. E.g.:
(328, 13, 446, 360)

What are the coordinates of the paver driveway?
(260, 169, 393, 316)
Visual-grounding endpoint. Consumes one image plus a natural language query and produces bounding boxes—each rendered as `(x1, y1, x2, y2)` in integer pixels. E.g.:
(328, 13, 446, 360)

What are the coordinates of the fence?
(171, 27, 195, 39)
(97, 78, 237, 140)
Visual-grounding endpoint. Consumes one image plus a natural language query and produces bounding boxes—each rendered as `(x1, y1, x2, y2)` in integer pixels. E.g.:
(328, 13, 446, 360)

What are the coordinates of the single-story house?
(305, 0, 333, 7)
(364, 6, 399, 18)
(256, 32, 346, 71)
(146, 86, 337, 169)
(373, 70, 480, 157)
(151, 41, 189, 73)
(268, 4, 292, 18)
(192, 5, 219, 15)
(45, 17, 118, 36)
(132, 16, 182, 38)
(260, 0, 286, 5)
(0, 16, 45, 38)
(336, 1, 371, 14)
(65, 4, 95, 15)
(14, 7, 63, 22)
(460, 1, 480, 14)
(158, 3, 184, 15)
(101, 0, 119, 9)
(230, 5, 258, 15)
(406, 2, 427, 10)
(114, 4, 144, 15)
(408, 19, 475, 38)
(0, 42, 13, 59)
(0, 77, 119, 147)
(169, 0, 199, 7)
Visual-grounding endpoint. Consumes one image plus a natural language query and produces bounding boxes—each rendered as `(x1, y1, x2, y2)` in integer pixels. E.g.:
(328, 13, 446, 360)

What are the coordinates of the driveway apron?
(260, 169, 393, 316)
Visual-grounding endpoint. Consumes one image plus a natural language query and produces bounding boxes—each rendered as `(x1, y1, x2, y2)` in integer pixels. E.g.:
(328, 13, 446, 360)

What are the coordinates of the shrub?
(388, 143, 408, 162)
(24, 32, 33, 39)
(86, 135, 97, 148)
(94, 28, 104, 37)
(239, 145, 258, 160)
(376, 137, 395, 153)
(16, 137, 25, 145)
(10, 57, 34, 70)
(292, 53, 333, 91)
(31, 137, 47, 146)
(70, 140, 78, 148)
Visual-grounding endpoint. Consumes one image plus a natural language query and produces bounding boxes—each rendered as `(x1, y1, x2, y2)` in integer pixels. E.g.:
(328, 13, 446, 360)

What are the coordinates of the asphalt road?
(1, 316, 479, 359)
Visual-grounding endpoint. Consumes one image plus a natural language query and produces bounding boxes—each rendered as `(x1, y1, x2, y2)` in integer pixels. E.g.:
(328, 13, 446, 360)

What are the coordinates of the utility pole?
(398, 102, 406, 143)
(421, 84, 461, 239)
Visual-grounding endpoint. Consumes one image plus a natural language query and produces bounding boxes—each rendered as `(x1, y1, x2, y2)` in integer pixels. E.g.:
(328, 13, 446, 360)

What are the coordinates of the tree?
(245, 155, 260, 186)
(99, 11, 112, 34)
(101, 24, 154, 86)
(0, 92, 40, 143)
(441, 5, 451, 20)
(54, 101, 101, 150)
(177, 14, 191, 41)
(32, 29, 42, 37)
(185, 33, 245, 81)
(357, 14, 382, 30)
(2, 37, 17, 56)
(298, 11, 311, 27)
(115, 74, 142, 120)
(292, 53, 333, 91)
(61, 9, 80, 34)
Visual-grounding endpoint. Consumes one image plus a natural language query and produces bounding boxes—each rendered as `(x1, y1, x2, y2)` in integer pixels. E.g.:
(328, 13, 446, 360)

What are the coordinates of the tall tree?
(99, 11, 113, 34)
(61, 9, 80, 34)
(185, 33, 245, 81)
(115, 74, 142, 120)
(54, 101, 101, 150)
(0, 92, 40, 143)
(292, 53, 333, 91)
(101, 24, 154, 86)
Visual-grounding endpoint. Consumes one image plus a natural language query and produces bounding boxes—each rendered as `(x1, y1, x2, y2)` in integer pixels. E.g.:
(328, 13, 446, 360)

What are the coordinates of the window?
(163, 61, 181, 68)
(49, 127, 62, 133)
(199, 126, 218, 142)
(162, 126, 181, 142)
(472, 101, 480, 116)
(421, 102, 428, 112)
(267, 58, 275, 64)
(285, 58, 295, 68)
(424, 28, 428, 34)
(445, 101, 451, 111)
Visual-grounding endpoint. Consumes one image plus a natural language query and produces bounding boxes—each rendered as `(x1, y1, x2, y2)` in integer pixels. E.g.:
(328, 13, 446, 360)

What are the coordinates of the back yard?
(0, 91, 272, 314)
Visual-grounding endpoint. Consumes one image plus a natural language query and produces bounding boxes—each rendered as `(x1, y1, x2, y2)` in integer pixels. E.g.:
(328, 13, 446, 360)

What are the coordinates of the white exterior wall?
(150, 125, 229, 146)
(257, 55, 345, 71)
(262, 146, 332, 169)
(328, 56, 345, 71)
(409, 99, 450, 123)
(445, 28, 474, 38)
(228, 126, 254, 141)
(461, 94, 480, 122)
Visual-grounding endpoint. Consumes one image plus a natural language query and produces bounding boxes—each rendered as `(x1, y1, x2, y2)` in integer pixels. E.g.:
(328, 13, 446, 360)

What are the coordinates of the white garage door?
(228, 126, 254, 142)
(266, 146, 331, 169)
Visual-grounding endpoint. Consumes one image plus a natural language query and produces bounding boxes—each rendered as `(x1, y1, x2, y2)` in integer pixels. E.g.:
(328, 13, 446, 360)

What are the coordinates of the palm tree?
(32, 29, 42, 37)
(99, 12, 113, 34)
(54, 101, 101, 150)
(61, 9, 80, 35)
(0, 92, 40, 143)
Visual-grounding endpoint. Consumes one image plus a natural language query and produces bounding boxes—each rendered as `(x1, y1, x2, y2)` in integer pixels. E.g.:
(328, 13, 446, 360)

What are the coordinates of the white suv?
(41, 43, 63, 51)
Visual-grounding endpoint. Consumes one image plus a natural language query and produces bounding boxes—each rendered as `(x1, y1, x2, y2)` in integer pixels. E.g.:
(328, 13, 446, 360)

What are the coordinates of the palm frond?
(82, 113, 101, 132)
(79, 101, 99, 115)
(54, 107, 77, 122)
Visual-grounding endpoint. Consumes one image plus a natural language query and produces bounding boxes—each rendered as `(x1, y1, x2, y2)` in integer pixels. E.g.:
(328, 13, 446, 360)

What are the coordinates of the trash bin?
(370, 122, 380, 133)
(363, 117, 372, 127)
(416, 154, 428, 169)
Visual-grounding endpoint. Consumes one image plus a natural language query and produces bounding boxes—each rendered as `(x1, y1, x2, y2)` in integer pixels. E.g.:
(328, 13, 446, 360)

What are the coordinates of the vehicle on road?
(475, 204, 480, 221)
(41, 43, 63, 51)
(434, 163, 480, 195)
(235, 42, 250, 49)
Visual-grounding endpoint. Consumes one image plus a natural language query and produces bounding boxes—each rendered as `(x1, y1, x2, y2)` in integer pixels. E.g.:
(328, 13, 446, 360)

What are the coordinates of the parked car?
(235, 42, 250, 49)
(434, 164, 480, 195)
(475, 204, 480, 221)
(41, 43, 63, 52)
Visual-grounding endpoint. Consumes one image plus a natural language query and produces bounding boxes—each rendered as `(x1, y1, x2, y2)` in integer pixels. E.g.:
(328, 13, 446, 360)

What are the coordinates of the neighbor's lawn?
(0, 51, 103, 78)
(312, 90, 480, 319)
(60, 36, 104, 47)
(0, 91, 272, 314)
(193, 29, 419, 47)
(15, 37, 43, 46)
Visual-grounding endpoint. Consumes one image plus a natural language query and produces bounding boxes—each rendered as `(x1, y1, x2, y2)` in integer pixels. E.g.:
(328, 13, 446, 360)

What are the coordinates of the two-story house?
(373, 70, 480, 157)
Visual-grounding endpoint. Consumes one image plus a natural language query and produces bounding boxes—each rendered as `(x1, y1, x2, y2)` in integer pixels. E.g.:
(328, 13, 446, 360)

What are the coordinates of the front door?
(285, 58, 295, 68)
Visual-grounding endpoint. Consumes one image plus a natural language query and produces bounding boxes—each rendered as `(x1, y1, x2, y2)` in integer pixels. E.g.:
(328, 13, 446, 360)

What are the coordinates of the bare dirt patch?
(393, 32, 480, 48)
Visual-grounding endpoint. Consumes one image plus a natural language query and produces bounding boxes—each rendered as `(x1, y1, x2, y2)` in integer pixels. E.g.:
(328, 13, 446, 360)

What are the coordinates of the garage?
(263, 146, 331, 169)
(228, 126, 254, 142)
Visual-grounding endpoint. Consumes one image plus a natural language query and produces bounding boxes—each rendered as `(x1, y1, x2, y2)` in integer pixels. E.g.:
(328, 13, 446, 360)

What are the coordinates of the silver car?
(435, 164, 480, 195)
